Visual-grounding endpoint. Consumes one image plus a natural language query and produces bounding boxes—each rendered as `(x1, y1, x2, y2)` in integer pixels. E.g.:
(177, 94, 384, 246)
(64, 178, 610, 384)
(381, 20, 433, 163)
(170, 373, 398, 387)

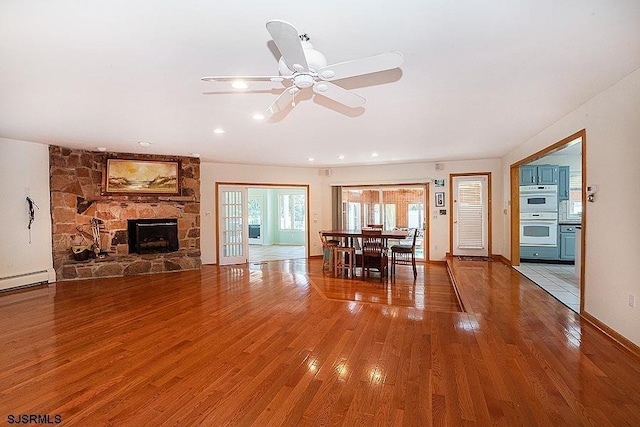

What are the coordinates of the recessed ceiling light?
(191, 153, 200, 158)
(231, 81, 248, 90)
(252, 113, 265, 121)
(213, 128, 225, 134)
(139, 141, 151, 147)
(96, 147, 107, 152)
(371, 152, 379, 157)
(308, 157, 315, 162)
(337, 155, 345, 160)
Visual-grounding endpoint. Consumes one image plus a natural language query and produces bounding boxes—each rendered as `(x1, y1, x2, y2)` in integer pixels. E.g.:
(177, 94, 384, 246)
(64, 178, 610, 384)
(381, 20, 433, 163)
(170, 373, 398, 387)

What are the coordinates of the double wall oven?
(520, 185, 558, 247)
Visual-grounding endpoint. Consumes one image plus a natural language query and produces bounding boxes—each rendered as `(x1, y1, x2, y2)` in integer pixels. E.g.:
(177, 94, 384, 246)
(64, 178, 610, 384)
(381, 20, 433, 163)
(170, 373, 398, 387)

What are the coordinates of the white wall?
(501, 68, 640, 346)
(0, 138, 55, 289)
(201, 158, 503, 264)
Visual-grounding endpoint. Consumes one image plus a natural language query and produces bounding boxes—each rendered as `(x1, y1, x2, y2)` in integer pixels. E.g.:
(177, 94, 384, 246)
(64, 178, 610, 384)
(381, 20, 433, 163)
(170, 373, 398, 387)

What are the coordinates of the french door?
(452, 175, 489, 257)
(218, 186, 248, 265)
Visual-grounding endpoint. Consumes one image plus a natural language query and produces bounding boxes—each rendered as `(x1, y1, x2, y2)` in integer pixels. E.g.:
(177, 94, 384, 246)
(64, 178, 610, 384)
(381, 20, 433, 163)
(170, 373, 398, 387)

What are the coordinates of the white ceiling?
(1, 1, 639, 167)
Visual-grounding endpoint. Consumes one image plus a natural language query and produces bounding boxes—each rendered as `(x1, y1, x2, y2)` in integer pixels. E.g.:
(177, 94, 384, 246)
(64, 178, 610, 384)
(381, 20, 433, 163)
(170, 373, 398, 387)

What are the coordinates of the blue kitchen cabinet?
(559, 225, 576, 260)
(520, 166, 537, 185)
(558, 166, 570, 201)
(537, 165, 559, 185)
(519, 165, 559, 185)
(520, 245, 560, 260)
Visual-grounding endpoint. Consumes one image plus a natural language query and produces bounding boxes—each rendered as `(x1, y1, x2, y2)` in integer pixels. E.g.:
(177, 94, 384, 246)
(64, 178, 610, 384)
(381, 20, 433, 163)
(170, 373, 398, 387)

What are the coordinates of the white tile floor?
(248, 244, 306, 263)
(514, 262, 580, 312)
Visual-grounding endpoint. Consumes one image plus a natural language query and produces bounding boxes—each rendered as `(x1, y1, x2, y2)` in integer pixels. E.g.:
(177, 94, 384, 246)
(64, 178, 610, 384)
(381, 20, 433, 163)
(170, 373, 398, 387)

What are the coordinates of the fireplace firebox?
(127, 218, 179, 254)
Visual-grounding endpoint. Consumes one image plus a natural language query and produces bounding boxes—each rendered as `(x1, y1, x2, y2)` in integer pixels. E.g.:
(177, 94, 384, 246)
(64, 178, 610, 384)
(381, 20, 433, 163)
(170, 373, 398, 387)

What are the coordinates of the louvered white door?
(218, 186, 248, 265)
(452, 176, 488, 257)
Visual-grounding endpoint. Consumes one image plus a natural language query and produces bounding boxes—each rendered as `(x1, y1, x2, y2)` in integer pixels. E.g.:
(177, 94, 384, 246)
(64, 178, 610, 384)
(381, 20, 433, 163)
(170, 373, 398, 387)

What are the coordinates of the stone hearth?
(49, 146, 201, 281)
(60, 251, 200, 280)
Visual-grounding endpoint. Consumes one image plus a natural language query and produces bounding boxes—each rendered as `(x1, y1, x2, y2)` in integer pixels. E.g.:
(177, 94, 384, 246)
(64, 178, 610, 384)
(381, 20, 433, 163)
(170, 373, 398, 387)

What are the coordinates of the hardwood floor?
(1, 258, 639, 425)
(309, 260, 461, 312)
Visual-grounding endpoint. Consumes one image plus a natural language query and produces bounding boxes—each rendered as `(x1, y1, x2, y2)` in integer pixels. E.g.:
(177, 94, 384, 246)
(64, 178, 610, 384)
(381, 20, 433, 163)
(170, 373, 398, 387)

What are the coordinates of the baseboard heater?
(0, 269, 55, 292)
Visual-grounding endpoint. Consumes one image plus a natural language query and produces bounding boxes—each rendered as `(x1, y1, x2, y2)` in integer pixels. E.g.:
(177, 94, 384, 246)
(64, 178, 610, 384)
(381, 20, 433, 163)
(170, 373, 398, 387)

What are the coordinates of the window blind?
(457, 181, 485, 249)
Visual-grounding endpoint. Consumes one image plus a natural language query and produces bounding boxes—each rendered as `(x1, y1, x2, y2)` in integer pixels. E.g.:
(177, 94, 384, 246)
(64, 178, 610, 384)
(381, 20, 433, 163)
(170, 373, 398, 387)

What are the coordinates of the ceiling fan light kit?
(202, 19, 404, 118)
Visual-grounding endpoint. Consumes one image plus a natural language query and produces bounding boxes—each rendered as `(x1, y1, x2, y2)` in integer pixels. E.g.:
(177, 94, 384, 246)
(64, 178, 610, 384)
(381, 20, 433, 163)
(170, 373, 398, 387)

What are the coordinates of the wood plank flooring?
(308, 259, 461, 312)
(1, 258, 639, 425)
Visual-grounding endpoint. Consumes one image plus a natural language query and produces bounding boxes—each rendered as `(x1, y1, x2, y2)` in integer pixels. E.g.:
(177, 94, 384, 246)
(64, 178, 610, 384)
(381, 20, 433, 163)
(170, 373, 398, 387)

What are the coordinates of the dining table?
(320, 228, 409, 248)
(321, 229, 410, 279)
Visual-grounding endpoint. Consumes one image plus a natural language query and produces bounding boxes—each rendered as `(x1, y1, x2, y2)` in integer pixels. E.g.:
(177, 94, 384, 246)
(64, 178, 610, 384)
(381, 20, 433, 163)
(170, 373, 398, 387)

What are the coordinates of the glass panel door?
(218, 186, 248, 265)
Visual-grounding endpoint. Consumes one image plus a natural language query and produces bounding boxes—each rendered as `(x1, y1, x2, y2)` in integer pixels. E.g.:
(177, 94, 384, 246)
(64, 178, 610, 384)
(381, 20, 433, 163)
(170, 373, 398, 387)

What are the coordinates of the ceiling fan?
(201, 20, 404, 116)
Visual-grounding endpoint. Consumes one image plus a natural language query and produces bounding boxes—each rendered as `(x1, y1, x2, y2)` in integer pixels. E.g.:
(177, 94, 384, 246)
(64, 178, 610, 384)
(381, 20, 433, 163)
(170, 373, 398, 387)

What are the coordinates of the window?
(408, 203, 424, 229)
(371, 203, 397, 229)
(347, 202, 362, 230)
(568, 171, 582, 218)
(279, 194, 305, 230)
(248, 197, 261, 225)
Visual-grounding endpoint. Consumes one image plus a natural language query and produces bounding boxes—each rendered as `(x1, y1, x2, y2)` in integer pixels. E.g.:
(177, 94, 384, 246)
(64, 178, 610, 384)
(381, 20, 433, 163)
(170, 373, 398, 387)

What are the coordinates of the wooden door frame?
(509, 129, 586, 312)
(449, 172, 492, 257)
(215, 182, 310, 265)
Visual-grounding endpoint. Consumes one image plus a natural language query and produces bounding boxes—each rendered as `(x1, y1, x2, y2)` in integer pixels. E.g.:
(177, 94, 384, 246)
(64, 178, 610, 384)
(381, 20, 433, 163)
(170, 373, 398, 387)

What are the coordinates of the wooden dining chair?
(334, 246, 356, 278)
(359, 228, 388, 282)
(390, 228, 418, 281)
(319, 232, 340, 273)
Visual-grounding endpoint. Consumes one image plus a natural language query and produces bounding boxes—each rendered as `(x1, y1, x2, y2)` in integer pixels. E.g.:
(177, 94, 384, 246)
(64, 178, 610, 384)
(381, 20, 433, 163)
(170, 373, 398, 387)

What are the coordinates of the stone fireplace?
(49, 146, 201, 280)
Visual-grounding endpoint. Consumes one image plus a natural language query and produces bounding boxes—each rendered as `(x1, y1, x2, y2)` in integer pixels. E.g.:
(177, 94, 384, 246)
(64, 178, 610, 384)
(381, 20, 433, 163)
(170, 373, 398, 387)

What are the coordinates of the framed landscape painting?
(103, 158, 181, 195)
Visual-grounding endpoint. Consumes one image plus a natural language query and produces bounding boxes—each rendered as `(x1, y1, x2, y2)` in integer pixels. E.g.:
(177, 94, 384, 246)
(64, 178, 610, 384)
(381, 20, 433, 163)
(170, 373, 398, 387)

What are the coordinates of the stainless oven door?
(520, 220, 558, 246)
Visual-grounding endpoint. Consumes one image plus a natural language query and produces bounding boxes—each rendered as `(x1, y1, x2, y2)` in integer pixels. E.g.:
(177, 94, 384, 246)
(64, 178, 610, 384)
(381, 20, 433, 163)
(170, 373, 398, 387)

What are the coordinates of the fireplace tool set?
(72, 218, 107, 261)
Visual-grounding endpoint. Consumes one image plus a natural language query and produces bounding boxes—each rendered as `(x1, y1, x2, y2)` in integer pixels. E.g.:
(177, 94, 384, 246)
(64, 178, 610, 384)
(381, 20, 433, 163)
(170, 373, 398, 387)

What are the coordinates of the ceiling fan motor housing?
(293, 74, 314, 88)
(278, 41, 327, 76)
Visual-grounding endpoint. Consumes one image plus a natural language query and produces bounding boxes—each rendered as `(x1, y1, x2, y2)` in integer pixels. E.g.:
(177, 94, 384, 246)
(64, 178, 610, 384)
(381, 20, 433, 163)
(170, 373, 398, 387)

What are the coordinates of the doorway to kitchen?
(510, 130, 585, 313)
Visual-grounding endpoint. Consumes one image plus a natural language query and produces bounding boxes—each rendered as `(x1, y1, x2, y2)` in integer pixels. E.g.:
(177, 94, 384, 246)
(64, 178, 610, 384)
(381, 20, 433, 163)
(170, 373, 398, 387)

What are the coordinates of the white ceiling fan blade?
(266, 87, 299, 116)
(317, 51, 404, 81)
(312, 82, 365, 108)
(201, 75, 291, 82)
(266, 20, 309, 73)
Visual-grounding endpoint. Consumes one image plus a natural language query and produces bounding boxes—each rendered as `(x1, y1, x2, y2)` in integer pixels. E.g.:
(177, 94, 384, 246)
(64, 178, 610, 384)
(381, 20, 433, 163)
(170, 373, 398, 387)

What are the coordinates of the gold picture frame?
(103, 158, 181, 195)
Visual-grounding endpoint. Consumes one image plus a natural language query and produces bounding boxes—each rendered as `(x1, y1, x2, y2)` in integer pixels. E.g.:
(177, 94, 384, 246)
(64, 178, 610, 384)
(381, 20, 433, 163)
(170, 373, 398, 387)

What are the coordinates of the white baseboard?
(0, 268, 55, 292)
